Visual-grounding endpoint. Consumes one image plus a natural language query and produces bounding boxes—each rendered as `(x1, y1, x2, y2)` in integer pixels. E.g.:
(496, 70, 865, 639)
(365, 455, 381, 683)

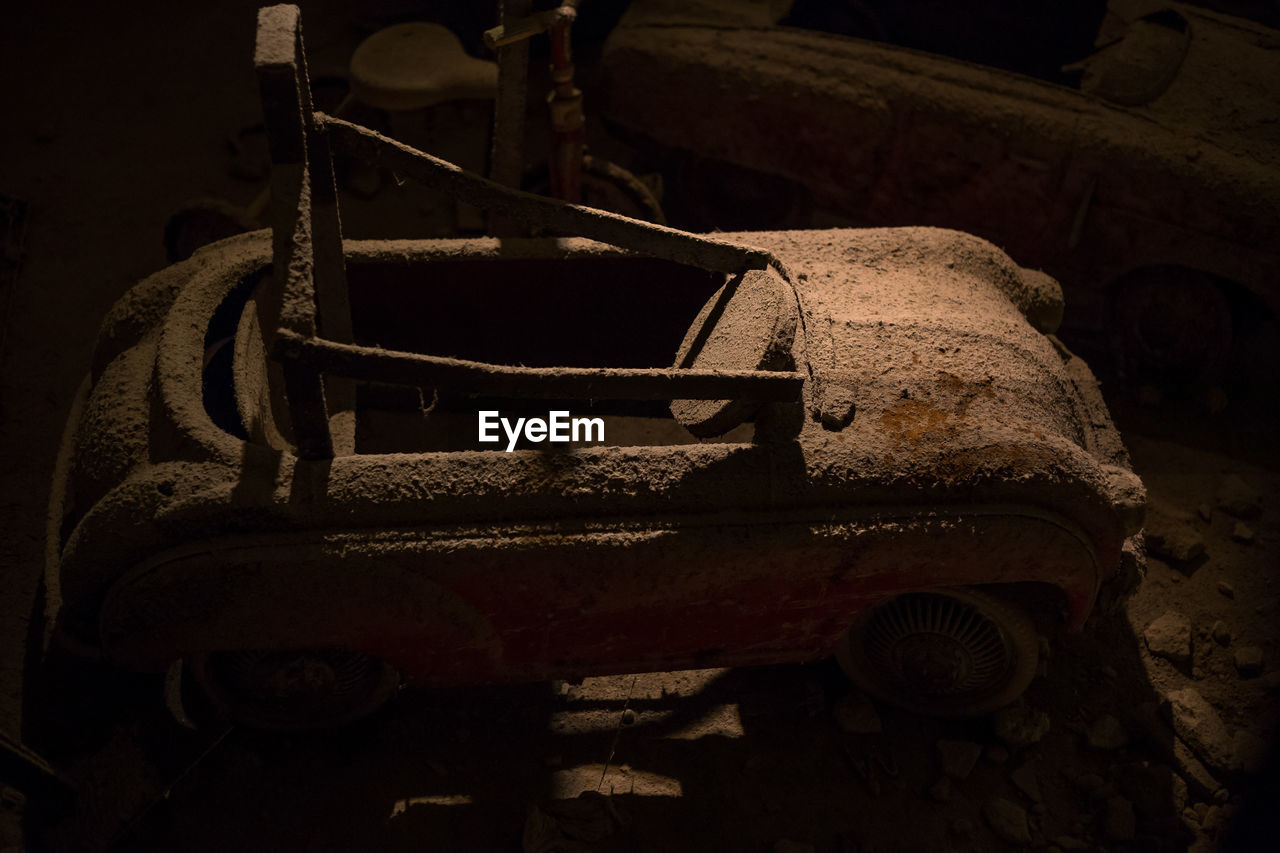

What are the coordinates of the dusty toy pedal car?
(46, 5, 1144, 730)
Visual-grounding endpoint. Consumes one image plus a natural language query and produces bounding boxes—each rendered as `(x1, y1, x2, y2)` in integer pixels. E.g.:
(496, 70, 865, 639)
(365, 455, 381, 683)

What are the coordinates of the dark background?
(1, 1, 1277, 851)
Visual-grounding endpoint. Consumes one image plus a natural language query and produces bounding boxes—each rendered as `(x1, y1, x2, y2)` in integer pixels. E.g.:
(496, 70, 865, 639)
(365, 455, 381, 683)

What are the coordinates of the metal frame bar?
(255, 4, 353, 459)
(320, 114, 772, 275)
(272, 330, 804, 402)
(254, 5, 798, 460)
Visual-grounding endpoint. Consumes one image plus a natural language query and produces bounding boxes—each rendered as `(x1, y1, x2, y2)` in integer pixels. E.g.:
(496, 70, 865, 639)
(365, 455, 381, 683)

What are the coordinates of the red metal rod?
(547, 3, 584, 203)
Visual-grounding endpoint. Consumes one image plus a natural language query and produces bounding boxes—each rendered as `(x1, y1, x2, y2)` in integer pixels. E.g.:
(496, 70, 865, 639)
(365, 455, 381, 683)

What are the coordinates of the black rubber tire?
(836, 587, 1039, 718)
(1107, 266, 1233, 388)
(188, 649, 400, 732)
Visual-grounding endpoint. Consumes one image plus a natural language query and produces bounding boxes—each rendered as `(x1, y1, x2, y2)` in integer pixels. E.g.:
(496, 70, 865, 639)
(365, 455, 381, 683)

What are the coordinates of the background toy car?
(599, 0, 1280, 397)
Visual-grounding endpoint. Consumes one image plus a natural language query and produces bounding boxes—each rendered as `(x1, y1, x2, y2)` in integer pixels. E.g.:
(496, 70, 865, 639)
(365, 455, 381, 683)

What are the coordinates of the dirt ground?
(1, 2, 1277, 852)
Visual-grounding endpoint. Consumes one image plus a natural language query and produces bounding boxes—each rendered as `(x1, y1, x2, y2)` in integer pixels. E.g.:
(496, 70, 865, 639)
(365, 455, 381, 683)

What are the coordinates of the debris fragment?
(1086, 715, 1128, 751)
(1144, 504, 1206, 563)
(833, 692, 882, 734)
(1232, 521, 1255, 544)
(1211, 621, 1231, 646)
(1234, 646, 1264, 678)
(936, 740, 983, 780)
(983, 797, 1032, 845)
(523, 791, 628, 852)
(1010, 763, 1042, 802)
(1216, 474, 1261, 519)
(1232, 730, 1267, 773)
(1144, 611, 1192, 667)
(1073, 773, 1106, 798)
(992, 703, 1050, 749)
(1103, 795, 1136, 842)
(1167, 688, 1234, 774)
(1172, 738, 1223, 800)
(1217, 580, 1235, 598)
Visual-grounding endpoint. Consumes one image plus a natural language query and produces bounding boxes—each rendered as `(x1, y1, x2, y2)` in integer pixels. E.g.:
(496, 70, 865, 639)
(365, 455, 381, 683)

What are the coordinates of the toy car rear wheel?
(836, 587, 1039, 717)
(1108, 266, 1233, 388)
(188, 648, 400, 731)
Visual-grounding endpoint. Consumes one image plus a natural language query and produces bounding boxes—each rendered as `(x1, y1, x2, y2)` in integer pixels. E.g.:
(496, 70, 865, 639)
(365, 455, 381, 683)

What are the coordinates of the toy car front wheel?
(836, 587, 1039, 717)
(187, 648, 400, 731)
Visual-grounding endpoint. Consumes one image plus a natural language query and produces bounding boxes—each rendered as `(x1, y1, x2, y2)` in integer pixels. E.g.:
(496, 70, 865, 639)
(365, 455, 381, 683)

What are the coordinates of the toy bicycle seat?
(349, 22, 498, 111)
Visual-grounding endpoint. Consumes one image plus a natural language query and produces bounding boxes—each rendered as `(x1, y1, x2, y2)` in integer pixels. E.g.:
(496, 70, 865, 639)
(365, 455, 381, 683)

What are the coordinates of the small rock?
(1217, 580, 1235, 599)
(1217, 474, 1262, 519)
(937, 740, 983, 780)
(1232, 729, 1268, 774)
(1213, 786, 1230, 803)
(1168, 688, 1234, 774)
(773, 841, 816, 853)
(1172, 738, 1223, 800)
(1010, 763, 1042, 802)
(1051, 835, 1089, 851)
(1104, 796, 1137, 842)
(1115, 762, 1176, 820)
(1144, 611, 1192, 668)
(1145, 503, 1206, 562)
(993, 703, 1051, 749)
(1232, 521, 1255, 544)
(985, 744, 1010, 764)
(1211, 621, 1231, 646)
(620, 708, 637, 726)
(833, 692, 882, 734)
(1234, 646, 1264, 678)
(1197, 503, 1213, 522)
(1098, 665, 1118, 680)
(1074, 773, 1105, 797)
(1087, 715, 1129, 750)
(1202, 804, 1223, 832)
(928, 775, 952, 803)
(1172, 772, 1189, 811)
(983, 797, 1032, 846)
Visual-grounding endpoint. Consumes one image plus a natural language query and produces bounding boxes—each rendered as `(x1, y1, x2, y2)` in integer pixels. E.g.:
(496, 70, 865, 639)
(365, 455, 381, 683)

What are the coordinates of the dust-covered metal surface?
(49, 224, 1143, 689)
